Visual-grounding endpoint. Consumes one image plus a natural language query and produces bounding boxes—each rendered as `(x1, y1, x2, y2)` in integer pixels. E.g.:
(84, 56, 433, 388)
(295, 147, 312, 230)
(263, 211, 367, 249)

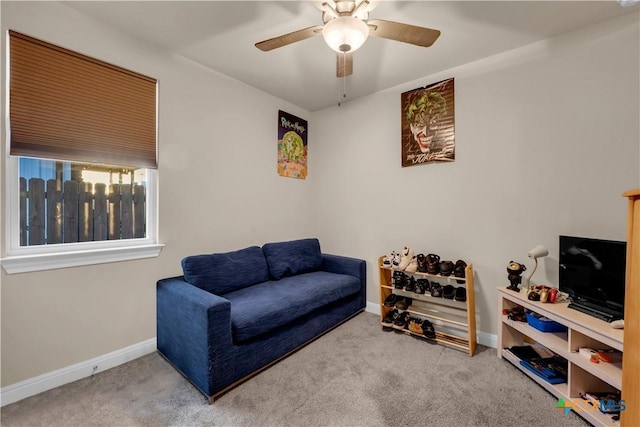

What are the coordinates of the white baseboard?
(365, 301, 381, 315)
(0, 338, 156, 407)
(364, 301, 497, 349)
(477, 330, 497, 349)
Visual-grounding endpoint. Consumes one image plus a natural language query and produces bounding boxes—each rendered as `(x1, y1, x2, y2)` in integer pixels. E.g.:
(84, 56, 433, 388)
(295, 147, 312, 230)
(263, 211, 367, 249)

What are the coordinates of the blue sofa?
(156, 238, 366, 402)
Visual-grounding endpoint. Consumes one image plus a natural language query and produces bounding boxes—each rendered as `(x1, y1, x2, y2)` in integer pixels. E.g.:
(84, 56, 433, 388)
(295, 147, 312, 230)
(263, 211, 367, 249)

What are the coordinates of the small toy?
(507, 261, 527, 292)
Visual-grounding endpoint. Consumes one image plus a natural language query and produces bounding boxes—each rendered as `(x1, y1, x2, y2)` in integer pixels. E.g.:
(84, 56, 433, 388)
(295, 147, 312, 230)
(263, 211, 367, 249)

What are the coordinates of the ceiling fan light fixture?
(322, 16, 369, 53)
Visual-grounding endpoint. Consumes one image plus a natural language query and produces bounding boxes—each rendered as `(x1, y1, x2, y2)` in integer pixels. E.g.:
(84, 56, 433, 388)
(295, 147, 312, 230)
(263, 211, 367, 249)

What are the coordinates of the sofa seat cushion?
(223, 271, 360, 343)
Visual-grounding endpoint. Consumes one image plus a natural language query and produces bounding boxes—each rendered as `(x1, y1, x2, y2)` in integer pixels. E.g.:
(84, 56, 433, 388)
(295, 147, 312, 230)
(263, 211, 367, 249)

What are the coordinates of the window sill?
(1, 244, 164, 274)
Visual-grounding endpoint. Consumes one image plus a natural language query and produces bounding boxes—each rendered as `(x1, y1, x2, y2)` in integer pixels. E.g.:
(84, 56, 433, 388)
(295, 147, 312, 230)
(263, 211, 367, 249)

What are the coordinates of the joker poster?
(401, 78, 455, 167)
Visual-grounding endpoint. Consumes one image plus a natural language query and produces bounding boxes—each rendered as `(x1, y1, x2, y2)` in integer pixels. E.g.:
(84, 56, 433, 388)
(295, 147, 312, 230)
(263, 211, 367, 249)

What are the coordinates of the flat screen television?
(559, 235, 626, 322)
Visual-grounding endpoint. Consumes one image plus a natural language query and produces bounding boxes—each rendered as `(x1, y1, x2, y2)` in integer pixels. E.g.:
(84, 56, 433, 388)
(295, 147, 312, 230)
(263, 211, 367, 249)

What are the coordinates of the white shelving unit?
(497, 287, 624, 427)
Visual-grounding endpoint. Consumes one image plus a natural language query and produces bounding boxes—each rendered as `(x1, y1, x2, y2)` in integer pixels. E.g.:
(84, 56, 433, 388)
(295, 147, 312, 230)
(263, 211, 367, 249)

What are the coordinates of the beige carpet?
(1, 312, 590, 426)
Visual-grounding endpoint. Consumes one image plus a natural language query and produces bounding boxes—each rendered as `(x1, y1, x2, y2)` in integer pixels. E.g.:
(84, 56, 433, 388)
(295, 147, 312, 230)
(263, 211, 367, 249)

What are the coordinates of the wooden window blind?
(9, 30, 157, 169)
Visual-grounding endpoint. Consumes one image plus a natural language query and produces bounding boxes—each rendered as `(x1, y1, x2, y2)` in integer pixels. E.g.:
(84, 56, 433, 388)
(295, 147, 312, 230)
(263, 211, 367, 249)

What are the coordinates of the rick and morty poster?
(278, 110, 308, 179)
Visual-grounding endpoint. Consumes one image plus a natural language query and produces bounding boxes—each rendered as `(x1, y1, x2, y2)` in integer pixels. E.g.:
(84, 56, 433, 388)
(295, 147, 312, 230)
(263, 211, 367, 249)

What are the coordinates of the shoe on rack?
(454, 260, 467, 284)
(391, 252, 402, 270)
(393, 271, 406, 289)
(427, 254, 441, 274)
(454, 287, 467, 302)
(381, 309, 401, 327)
(416, 254, 428, 273)
(442, 284, 455, 299)
(382, 252, 395, 269)
(383, 294, 400, 307)
(430, 283, 442, 298)
(398, 247, 415, 271)
(404, 276, 416, 293)
(395, 297, 413, 311)
(440, 261, 454, 276)
(405, 256, 418, 273)
(422, 319, 436, 339)
(393, 311, 411, 330)
(408, 317, 424, 335)
(415, 279, 429, 295)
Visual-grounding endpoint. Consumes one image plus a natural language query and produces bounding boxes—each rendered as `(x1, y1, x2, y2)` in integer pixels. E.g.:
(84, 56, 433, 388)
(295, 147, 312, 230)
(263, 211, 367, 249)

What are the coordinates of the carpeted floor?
(1, 312, 591, 426)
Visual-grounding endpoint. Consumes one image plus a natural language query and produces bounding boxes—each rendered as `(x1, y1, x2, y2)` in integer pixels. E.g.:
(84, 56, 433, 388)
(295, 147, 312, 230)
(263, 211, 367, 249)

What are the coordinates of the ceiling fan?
(255, 0, 441, 78)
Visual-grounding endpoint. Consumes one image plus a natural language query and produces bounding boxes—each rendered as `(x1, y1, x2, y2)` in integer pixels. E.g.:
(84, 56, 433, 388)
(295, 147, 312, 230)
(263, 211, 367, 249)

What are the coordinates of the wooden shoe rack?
(378, 256, 477, 356)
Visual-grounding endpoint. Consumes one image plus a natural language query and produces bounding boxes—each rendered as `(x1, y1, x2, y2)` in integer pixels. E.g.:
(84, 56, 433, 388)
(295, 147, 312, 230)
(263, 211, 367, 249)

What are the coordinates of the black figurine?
(506, 261, 527, 292)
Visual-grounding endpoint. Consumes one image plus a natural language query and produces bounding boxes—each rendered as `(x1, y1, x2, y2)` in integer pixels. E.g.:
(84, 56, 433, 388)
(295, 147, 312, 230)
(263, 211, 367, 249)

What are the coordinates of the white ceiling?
(64, 1, 637, 112)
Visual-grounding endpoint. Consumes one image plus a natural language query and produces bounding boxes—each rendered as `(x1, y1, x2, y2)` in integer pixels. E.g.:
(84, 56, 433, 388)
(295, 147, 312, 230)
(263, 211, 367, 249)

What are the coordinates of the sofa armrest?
(321, 254, 366, 306)
(321, 254, 366, 280)
(156, 276, 234, 397)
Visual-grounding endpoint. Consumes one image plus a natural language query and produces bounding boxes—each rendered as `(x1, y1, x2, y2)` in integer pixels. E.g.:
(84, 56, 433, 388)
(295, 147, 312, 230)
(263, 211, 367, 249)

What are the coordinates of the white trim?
(477, 331, 497, 349)
(0, 338, 157, 407)
(1, 243, 164, 274)
(366, 301, 380, 315)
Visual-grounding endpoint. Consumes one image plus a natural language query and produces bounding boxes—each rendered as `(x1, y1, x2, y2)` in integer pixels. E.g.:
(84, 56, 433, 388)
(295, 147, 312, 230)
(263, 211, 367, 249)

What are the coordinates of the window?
(2, 31, 162, 274)
(18, 158, 148, 245)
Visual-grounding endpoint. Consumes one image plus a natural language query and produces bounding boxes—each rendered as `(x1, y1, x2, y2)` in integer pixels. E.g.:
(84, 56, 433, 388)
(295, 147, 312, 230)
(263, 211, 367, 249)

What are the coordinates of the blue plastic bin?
(525, 311, 567, 333)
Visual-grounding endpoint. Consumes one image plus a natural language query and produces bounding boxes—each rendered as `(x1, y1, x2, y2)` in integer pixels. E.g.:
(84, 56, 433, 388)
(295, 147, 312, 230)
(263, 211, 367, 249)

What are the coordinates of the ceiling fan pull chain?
(338, 53, 347, 106)
(343, 55, 347, 99)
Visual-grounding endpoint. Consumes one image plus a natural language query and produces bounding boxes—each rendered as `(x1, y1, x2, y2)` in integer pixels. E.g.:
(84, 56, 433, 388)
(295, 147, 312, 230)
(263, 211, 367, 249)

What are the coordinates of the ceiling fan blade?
(255, 25, 323, 51)
(337, 52, 353, 78)
(367, 19, 440, 47)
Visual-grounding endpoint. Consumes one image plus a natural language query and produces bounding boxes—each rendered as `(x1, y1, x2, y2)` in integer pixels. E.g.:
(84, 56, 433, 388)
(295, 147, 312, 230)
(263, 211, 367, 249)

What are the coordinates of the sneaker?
(442, 284, 455, 299)
(430, 283, 442, 297)
(440, 261, 454, 276)
(404, 276, 416, 293)
(391, 252, 402, 269)
(422, 319, 436, 339)
(393, 271, 406, 289)
(415, 279, 429, 294)
(381, 309, 400, 327)
(393, 311, 411, 330)
(427, 254, 441, 274)
(454, 260, 467, 284)
(398, 247, 415, 270)
(395, 297, 412, 310)
(408, 317, 424, 334)
(383, 294, 400, 307)
(454, 287, 467, 302)
(416, 254, 428, 273)
(405, 256, 418, 273)
(382, 252, 395, 269)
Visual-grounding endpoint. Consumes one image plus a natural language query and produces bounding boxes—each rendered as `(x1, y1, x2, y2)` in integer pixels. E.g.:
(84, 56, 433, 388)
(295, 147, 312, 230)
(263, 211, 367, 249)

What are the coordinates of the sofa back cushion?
(262, 238, 322, 280)
(181, 246, 269, 294)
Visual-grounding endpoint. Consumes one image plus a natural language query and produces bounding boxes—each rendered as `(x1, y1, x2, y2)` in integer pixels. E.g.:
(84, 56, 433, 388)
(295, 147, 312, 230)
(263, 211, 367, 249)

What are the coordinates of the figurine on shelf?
(506, 261, 527, 292)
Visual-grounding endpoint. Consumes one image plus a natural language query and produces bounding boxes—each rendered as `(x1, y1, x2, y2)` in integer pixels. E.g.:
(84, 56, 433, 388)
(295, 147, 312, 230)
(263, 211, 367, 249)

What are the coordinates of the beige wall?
(311, 11, 640, 337)
(1, 1, 314, 387)
(1, 1, 639, 390)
